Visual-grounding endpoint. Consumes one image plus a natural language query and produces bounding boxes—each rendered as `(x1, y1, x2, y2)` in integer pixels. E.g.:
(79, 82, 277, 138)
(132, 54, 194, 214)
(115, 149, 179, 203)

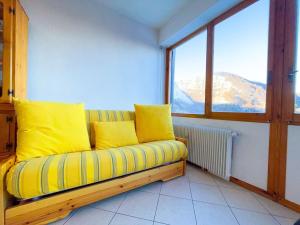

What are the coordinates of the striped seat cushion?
(86, 110, 135, 147)
(6, 140, 187, 199)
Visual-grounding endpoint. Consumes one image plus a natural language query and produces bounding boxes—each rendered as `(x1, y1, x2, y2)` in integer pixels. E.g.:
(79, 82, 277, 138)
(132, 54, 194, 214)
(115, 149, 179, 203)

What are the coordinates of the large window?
(212, 0, 270, 113)
(170, 30, 207, 114)
(167, 0, 271, 119)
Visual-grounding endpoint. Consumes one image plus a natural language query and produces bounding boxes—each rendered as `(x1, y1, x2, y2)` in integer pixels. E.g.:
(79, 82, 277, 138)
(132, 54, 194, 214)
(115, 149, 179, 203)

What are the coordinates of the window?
(170, 30, 207, 114)
(295, 0, 300, 113)
(166, 0, 273, 121)
(212, 0, 270, 113)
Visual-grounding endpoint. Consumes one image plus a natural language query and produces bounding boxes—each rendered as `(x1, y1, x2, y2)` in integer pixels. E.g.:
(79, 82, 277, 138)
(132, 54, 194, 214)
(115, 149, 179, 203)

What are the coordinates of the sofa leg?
(161, 160, 186, 182)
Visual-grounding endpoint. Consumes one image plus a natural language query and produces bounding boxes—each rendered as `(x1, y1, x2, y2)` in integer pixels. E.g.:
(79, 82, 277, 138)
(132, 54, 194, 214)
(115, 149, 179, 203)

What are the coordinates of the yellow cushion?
(6, 140, 188, 199)
(85, 110, 135, 147)
(134, 104, 175, 143)
(94, 121, 138, 149)
(14, 100, 91, 162)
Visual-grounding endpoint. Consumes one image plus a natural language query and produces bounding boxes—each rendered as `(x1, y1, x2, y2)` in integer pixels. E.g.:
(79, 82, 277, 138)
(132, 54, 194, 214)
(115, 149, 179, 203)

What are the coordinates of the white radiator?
(174, 124, 236, 180)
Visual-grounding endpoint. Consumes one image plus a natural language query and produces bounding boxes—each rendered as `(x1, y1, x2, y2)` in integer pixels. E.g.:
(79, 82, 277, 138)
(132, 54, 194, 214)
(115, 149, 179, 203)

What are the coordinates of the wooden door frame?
(266, 0, 286, 199)
(275, 0, 300, 211)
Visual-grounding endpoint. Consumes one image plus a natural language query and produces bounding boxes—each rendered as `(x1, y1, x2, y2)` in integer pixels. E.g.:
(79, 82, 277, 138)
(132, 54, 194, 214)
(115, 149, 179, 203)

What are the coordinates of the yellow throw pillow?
(134, 104, 175, 143)
(94, 121, 138, 149)
(14, 100, 91, 162)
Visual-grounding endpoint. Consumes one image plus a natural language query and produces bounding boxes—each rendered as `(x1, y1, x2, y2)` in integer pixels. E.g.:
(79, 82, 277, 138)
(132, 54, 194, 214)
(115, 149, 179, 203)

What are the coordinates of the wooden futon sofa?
(0, 110, 187, 225)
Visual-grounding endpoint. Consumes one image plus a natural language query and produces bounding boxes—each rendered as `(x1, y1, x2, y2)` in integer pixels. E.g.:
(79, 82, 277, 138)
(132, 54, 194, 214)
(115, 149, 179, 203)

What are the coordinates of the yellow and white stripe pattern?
(85, 110, 135, 147)
(6, 140, 187, 199)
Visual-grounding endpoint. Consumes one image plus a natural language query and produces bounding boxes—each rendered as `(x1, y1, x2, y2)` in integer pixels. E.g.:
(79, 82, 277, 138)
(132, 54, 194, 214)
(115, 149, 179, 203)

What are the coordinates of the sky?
(173, 0, 270, 84)
(173, 30, 207, 83)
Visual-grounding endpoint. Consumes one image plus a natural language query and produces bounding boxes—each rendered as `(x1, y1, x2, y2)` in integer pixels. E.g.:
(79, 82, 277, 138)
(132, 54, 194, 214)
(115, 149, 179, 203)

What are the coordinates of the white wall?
(174, 117, 270, 190)
(159, 0, 242, 46)
(21, 0, 272, 191)
(21, 0, 163, 110)
(286, 126, 300, 204)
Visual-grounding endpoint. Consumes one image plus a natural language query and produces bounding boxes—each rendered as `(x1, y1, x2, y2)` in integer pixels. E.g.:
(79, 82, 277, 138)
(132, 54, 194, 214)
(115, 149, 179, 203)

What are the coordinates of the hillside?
(173, 72, 267, 113)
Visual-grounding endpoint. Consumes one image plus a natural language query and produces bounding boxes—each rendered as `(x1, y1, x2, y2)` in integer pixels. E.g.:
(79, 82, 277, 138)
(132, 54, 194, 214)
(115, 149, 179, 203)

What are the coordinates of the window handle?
(288, 69, 298, 82)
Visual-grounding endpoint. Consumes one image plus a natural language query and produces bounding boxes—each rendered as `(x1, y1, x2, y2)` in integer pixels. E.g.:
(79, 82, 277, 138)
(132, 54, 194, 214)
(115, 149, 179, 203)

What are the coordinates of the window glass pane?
(212, 0, 270, 113)
(171, 30, 207, 114)
(295, 0, 300, 113)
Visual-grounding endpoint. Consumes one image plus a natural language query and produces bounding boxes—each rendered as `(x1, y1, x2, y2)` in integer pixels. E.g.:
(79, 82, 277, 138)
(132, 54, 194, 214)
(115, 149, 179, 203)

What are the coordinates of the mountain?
(172, 83, 204, 114)
(173, 72, 267, 113)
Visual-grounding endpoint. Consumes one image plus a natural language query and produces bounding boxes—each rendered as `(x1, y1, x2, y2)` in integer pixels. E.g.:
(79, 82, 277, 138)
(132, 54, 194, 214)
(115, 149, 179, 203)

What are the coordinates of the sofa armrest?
(0, 155, 15, 178)
(175, 137, 187, 146)
(0, 155, 15, 224)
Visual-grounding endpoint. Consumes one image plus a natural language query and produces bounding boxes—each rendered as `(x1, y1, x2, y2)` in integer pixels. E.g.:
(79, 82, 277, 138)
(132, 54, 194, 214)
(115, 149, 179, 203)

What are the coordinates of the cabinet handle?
(9, 7, 15, 15)
(7, 89, 14, 96)
(6, 116, 13, 123)
(5, 143, 13, 150)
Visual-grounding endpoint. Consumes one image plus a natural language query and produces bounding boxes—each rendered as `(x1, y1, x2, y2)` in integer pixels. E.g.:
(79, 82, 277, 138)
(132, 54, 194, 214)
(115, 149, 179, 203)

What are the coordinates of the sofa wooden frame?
(0, 137, 187, 225)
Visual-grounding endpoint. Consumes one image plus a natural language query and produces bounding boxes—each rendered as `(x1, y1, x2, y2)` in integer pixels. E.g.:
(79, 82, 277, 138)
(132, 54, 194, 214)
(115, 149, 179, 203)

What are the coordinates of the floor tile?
(193, 201, 239, 225)
(160, 176, 191, 199)
(118, 190, 159, 220)
(110, 214, 153, 225)
(49, 212, 72, 225)
(213, 176, 244, 190)
(221, 187, 268, 213)
(155, 195, 196, 225)
(65, 207, 114, 225)
(253, 194, 300, 219)
(187, 169, 216, 186)
(186, 164, 200, 173)
(232, 208, 280, 225)
(137, 181, 162, 194)
(190, 182, 227, 205)
(274, 216, 298, 225)
(89, 193, 126, 212)
(51, 164, 300, 225)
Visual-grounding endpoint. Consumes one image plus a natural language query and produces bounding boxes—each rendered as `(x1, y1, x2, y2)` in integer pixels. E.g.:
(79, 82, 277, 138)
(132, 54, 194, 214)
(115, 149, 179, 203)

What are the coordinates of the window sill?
(172, 112, 271, 123)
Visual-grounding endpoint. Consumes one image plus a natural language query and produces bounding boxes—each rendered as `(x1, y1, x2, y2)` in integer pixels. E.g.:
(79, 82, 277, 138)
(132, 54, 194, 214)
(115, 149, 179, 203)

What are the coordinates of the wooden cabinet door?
(0, 0, 13, 103)
(13, 0, 28, 99)
(0, 114, 11, 156)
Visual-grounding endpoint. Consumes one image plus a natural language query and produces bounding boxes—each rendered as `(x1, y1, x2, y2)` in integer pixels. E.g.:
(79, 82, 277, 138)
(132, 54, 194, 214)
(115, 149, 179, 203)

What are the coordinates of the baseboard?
(279, 199, 300, 213)
(230, 177, 300, 213)
(230, 176, 273, 200)
(187, 162, 272, 200)
(187, 162, 300, 213)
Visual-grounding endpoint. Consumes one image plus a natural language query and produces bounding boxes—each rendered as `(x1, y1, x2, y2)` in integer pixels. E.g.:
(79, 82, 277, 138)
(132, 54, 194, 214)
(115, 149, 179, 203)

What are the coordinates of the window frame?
(281, 0, 300, 125)
(165, 0, 274, 123)
(168, 26, 208, 116)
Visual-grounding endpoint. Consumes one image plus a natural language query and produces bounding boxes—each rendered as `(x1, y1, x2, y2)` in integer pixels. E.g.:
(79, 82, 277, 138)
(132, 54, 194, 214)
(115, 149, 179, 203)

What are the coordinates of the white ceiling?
(94, 0, 196, 29)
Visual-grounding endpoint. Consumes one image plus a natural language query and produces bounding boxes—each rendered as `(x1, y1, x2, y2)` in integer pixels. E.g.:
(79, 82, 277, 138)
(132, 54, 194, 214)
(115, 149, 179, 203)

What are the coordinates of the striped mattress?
(7, 140, 187, 199)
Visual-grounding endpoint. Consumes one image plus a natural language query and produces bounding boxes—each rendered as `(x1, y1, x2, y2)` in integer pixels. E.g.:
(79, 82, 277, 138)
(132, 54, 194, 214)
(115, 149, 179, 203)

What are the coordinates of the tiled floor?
(50, 164, 300, 225)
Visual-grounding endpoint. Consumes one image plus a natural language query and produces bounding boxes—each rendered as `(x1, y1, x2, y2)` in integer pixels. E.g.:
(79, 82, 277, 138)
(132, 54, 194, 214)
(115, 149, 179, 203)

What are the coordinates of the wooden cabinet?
(0, 0, 13, 102)
(0, 110, 15, 158)
(0, 0, 28, 159)
(0, 0, 28, 102)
